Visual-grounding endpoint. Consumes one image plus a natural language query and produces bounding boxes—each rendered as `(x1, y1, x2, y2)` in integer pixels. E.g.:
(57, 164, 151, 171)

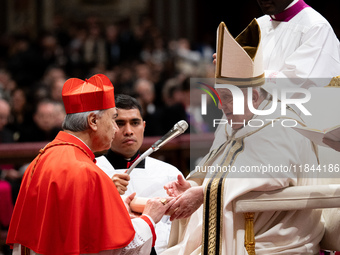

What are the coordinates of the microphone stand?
(126, 147, 153, 175)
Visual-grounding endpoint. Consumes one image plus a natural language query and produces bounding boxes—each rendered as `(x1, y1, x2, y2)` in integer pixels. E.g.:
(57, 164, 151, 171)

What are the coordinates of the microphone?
(150, 120, 189, 152)
(126, 120, 189, 175)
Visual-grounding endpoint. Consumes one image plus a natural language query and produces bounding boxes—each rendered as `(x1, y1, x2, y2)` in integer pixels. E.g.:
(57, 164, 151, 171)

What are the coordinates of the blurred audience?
(134, 78, 164, 136)
(54, 101, 66, 129)
(0, 14, 215, 144)
(6, 34, 43, 89)
(7, 88, 34, 141)
(83, 22, 106, 73)
(18, 99, 61, 142)
(161, 75, 190, 133)
(33, 67, 67, 102)
(105, 24, 123, 68)
(50, 77, 66, 103)
(0, 70, 17, 102)
(0, 99, 14, 143)
(0, 179, 13, 255)
(0, 99, 15, 255)
(0, 98, 25, 204)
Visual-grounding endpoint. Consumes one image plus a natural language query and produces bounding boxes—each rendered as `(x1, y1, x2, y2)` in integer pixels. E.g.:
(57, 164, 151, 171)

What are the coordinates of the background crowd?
(0, 14, 216, 144)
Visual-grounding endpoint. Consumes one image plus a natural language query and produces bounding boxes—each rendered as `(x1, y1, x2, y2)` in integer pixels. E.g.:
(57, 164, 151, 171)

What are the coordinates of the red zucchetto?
(62, 74, 115, 114)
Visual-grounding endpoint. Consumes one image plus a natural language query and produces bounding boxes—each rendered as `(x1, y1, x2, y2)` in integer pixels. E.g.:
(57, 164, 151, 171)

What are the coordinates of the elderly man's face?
(95, 107, 119, 152)
(217, 88, 259, 130)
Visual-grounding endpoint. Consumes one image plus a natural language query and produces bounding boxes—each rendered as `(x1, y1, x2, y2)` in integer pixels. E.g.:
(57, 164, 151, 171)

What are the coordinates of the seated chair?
(233, 184, 340, 254)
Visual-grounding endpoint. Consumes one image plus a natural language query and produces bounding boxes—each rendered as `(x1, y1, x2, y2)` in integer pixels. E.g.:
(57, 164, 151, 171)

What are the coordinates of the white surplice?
(257, 5, 340, 88)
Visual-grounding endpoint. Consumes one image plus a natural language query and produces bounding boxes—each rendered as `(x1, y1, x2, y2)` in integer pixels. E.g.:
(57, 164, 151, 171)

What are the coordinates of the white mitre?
(215, 19, 264, 88)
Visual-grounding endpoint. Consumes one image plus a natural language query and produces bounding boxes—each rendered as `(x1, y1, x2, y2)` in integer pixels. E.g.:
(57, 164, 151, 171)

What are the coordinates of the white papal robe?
(96, 156, 182, 254)
(162, 99, 324, 255)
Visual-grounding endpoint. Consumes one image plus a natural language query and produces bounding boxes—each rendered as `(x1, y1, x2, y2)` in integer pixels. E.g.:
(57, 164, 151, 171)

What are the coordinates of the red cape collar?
(54, 131, 95, 162)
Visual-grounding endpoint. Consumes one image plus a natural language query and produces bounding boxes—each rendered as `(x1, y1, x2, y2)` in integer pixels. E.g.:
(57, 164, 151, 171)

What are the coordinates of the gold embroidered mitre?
(215, 19, 264, 87)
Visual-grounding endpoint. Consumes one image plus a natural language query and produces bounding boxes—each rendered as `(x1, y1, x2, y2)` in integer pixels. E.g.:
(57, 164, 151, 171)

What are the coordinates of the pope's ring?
(160, 198, 167, 205)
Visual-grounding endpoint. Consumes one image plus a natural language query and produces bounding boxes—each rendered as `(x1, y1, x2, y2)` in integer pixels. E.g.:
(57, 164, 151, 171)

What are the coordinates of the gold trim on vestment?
(201, 113, 310, 254)
(202, 137, 244, 255)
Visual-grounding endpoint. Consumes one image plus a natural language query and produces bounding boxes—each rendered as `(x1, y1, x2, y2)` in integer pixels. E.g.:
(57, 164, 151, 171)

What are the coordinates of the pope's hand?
(112, 172, 130, 195)
(213, 53, 217, 65)
(167, 186, 204, 221)
(143, 197, 175, 224)
(164, 174, 191, 197)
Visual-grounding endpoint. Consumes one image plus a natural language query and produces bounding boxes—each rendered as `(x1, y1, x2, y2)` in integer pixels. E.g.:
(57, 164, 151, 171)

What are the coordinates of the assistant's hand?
(112, 172, 130, 195)
(143, 197, 175, 224)
(167, 186, 204, 221)
(323, 138, 340, 152)
(213, 53, 217, 65)
(164, 174, 191, 197)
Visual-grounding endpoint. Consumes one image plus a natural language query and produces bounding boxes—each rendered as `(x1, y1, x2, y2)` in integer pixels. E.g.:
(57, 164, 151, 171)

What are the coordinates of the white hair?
(62, 110, 104, 132)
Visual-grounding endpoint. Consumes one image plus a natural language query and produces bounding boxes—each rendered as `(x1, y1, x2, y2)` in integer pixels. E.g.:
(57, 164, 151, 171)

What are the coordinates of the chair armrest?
(233, 184, 340, 213)
(234, 184, 340, 252)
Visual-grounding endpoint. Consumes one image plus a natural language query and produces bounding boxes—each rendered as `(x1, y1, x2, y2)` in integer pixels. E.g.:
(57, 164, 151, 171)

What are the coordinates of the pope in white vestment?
(162, 97, 324, 255)
(162, 17, 325, 255)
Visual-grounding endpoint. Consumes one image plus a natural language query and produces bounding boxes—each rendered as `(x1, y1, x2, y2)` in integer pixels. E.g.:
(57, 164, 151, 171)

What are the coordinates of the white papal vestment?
(162, 99, 324, 255)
